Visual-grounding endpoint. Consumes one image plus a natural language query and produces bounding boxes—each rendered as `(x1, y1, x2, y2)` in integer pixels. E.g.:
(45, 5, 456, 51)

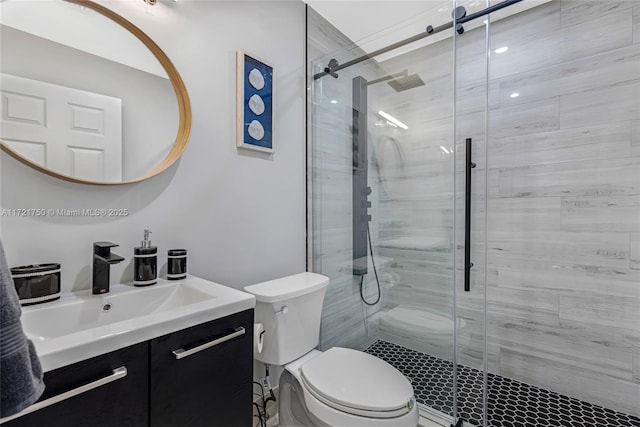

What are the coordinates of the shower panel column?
(352, 75, 369, 276)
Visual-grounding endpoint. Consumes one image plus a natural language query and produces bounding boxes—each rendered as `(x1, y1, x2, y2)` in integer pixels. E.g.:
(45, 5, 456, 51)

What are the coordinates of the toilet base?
(279, 369, 330, 427)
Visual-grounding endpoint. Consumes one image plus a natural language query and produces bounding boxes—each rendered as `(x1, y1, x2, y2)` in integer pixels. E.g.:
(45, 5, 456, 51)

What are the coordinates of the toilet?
(244, 272, 419, 426)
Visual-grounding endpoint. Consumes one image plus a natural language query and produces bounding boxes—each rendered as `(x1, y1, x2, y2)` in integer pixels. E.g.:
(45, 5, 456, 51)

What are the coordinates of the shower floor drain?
(365, 340, 640, 427)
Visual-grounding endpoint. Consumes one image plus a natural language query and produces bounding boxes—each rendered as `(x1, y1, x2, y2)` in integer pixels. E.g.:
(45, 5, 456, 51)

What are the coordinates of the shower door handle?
(465, 138, 475, 292)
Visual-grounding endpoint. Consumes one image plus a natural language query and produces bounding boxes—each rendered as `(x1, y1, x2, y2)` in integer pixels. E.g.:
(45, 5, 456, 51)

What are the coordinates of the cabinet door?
(4, 342, 148, 427)
(150, 309, 253, 427)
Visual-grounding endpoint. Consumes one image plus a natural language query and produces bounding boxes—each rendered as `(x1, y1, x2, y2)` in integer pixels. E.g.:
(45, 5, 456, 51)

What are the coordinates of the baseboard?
(419, 405, 479, 427)
(419, 405, 452, 426)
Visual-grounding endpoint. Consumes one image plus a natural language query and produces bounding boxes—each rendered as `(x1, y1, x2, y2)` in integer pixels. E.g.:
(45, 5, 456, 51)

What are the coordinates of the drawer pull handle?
(0, 366, 127, 424)
(172, 327, 245, 360)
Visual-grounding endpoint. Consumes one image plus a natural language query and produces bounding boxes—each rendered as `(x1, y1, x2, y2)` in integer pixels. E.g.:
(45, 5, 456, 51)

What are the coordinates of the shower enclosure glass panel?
(308, 5, 461, 420)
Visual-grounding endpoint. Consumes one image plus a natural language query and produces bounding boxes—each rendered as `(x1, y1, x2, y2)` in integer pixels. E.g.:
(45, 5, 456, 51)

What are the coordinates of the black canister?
(167, 249, 187, 280)
(11, 263, 61, 306)
(134, 230, 157, 286)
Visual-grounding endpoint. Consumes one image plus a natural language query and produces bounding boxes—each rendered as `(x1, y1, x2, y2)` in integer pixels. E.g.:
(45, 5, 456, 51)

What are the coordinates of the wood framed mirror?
(0, 0, 191, 185)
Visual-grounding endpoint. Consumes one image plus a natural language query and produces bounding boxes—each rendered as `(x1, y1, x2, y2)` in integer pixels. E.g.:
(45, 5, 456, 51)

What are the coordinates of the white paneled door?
(0, 73, 122, 181)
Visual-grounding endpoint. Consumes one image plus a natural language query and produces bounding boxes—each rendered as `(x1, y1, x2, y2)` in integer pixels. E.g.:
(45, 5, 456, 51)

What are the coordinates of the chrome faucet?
(92, 242, 125, 294)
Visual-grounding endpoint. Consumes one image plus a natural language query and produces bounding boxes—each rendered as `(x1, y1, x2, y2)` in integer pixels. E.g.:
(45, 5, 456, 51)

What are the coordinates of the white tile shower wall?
(373, 0, 639, 417)
(0, 1, 306, 291)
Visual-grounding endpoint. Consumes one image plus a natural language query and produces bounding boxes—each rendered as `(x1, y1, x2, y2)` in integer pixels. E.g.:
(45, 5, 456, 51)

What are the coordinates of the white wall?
(0, 0, 306, 292)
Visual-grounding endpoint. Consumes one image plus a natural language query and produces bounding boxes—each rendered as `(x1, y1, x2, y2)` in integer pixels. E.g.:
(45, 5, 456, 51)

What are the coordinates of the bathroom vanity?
(2, 276, 255, 427)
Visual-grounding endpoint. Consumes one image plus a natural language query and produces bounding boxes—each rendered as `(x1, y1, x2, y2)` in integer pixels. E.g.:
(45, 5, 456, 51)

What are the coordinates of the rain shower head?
(367, 70, 425, 92)
(387, 74, 425, 92)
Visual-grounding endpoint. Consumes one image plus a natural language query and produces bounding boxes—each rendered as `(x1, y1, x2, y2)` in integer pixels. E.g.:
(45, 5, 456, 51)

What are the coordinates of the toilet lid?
(300, 347, 414, 416)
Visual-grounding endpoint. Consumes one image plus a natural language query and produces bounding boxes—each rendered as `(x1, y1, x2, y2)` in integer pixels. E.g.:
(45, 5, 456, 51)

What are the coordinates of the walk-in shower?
(307, 0, 640, 426)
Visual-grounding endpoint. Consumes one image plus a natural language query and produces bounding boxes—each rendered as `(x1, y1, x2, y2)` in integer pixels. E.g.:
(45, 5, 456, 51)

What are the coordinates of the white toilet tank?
(244, 273, 329, 366)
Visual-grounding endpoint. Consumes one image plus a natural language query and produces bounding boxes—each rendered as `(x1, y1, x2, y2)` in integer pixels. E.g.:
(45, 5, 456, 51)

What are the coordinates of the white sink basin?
(21, 275, 255, 372)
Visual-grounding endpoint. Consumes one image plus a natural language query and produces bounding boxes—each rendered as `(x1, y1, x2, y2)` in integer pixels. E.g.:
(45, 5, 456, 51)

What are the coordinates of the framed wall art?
(236, 50, 274, 153)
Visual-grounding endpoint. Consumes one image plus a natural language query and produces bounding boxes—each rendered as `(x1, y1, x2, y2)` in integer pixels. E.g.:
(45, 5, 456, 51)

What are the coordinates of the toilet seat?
(299, 347, 415, 419)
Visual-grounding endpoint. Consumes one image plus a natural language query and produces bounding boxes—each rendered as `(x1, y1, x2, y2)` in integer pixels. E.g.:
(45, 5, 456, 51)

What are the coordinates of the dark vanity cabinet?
(4, 342, 149, 427)
(3, 309, 253, 427)
(150, 309, 254, 427)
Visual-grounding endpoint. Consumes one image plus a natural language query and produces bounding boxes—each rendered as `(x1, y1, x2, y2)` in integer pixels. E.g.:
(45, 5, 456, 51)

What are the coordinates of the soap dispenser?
(134, 229, 157, 286)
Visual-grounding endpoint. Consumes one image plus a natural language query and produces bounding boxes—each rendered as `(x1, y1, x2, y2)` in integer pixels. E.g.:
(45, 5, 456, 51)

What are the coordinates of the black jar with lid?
(11, 263, 61, 306)
(167, 249, 187, 280)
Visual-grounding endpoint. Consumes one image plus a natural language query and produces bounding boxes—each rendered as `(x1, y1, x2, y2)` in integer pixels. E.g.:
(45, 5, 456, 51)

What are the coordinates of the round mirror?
(0, 0, 191, 184)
